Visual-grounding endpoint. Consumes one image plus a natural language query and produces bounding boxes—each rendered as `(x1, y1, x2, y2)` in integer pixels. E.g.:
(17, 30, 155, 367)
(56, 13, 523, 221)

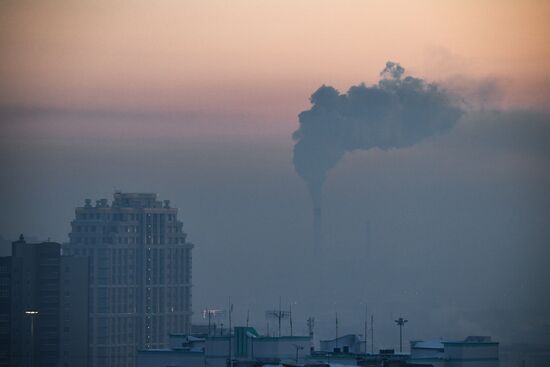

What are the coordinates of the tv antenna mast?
(335, 312, 339, 349)
(202, 308, 226, 336)
(364, 304, 368, 354)
(289, 303, 294, 336)
(265, 297, 291, 337)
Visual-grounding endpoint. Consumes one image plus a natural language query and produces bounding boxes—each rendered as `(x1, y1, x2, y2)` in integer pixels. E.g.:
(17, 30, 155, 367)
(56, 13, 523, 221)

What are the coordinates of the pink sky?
(1, 0, 549, 135)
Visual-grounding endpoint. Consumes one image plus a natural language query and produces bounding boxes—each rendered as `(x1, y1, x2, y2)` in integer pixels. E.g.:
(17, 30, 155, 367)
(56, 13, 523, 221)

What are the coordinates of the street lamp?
(25, 310, 39, 367)
(394, 317, 408, 353)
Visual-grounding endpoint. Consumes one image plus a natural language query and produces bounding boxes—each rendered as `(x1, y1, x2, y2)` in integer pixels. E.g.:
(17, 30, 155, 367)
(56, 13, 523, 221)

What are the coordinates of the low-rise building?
(319, 334, 366, 354)
(137, 327, 312, 367)
(409, 336, 499, 367)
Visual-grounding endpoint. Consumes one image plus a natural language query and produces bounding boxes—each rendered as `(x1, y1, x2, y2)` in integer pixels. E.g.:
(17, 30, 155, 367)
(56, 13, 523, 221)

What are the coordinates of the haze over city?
(1, 1, 549, 366)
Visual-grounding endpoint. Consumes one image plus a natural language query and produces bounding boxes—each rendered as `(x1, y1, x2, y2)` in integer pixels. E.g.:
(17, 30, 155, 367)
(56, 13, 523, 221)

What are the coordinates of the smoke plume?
(293, 62, 463, 208)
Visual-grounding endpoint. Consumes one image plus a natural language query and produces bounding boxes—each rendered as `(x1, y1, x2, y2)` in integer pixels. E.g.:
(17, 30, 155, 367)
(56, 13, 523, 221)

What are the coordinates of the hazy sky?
(1, 0, 549, 350)
(1, 0, 549, 126)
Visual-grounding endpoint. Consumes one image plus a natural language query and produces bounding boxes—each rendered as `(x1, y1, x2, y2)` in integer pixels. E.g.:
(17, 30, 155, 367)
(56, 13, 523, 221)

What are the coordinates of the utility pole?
(394, 317, 408, 353)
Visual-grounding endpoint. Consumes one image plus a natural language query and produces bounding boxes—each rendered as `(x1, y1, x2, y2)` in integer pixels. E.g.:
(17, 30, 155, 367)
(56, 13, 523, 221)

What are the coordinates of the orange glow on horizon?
(1, 0, 549, 125)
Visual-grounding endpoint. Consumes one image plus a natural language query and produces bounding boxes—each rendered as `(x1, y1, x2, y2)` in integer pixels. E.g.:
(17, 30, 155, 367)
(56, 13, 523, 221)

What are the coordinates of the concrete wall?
(137, 351, 205, 367)
(253, 337, 311, 361)
(445, 343, 499, 367)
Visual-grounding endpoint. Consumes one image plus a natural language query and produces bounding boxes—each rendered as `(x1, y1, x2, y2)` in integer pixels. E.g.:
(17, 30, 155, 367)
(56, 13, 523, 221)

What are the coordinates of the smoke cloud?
(293, 62, 463, 206)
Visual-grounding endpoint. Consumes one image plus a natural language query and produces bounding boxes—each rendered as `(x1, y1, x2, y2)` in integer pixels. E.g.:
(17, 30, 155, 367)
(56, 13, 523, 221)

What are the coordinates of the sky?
(1, 0, 550, 350)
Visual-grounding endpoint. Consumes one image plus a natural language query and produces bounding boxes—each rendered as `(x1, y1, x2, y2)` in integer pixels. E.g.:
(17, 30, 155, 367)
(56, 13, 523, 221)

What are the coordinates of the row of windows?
(72, 236, 187, 245)
(93, 345, 135, 367)
(77, 212, 178, 222)
(74, 224, 183, 234)
(94, 316, 136, 346)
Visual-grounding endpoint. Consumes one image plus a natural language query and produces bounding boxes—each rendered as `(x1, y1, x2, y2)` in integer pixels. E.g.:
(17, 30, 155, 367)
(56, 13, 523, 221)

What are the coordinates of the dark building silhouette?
(0, 256, 11, 367)
(65, 192, 194, 367)
(8, 236, 89, 367)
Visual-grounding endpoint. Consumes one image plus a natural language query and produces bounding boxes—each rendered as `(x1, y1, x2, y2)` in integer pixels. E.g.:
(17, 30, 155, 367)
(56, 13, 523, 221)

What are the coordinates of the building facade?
(65, 192, 193, 367)
(8, 236, 89, 367)
(0, 256, 10, 367)
(409, 336, 499, 367)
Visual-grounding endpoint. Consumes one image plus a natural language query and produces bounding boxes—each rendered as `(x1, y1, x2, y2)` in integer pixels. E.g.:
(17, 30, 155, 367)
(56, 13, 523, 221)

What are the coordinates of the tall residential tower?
(65, 193, 194, 367)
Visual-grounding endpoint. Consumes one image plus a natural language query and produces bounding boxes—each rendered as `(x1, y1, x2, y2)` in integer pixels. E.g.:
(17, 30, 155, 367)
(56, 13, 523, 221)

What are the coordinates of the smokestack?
(293, 62, 462, 253)
(313, 206, 322, 250)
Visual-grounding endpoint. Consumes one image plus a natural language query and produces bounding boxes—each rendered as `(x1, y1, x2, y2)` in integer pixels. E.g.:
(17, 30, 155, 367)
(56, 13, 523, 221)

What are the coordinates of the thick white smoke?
(293, 61, 463, 208)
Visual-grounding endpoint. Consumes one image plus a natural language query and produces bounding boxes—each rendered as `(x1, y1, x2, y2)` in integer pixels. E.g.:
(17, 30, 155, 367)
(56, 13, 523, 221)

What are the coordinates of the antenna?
(289, 303, 293, 336)
(246, 309, 250, 328)
(265, 297, 291, 337)
(370, 314, 374, 354)
(335, 312, 339, 349)
(394, 317, 408, 353)
(364, 304, 368, 355)
(229, 299, 234, 367)
(202, 308, 226, 336)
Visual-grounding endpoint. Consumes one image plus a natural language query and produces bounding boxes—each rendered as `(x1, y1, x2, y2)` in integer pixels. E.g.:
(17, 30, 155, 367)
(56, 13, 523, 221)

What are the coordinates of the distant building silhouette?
(0, 256, 11, 367)
(65, 192, 194, 367)
(7, 236, 89, 367)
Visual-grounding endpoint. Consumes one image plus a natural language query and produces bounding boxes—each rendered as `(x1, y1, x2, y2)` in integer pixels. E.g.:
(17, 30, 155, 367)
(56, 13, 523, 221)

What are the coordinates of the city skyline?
(1, 1, 549, 364)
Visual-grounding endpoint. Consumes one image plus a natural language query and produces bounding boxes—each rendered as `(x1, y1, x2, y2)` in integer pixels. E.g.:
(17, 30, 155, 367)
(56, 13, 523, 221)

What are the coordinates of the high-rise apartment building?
(65, 192, 193, 367)
(8, 236, 89, 367)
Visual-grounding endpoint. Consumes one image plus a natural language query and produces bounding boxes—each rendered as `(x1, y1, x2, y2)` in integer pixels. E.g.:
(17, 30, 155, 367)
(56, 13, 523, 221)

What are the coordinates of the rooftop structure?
(319, 334, 365, 354)
(137, 327, 312, 367)
(409, 336, 499, 367)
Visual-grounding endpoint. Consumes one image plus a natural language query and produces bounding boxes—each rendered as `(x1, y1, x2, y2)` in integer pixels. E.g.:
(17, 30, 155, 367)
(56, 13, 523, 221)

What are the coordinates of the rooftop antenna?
(335, 312, 339, 349)
(370, 314, 374, 354)
(364, 304, 368, 354)
(289, 303, 293, 336)
(229, 299, 234, 367)
(202, 308, 226, 336)
(265, 297, 290, 337)
(246, 309, 250, 327)
(394, 317, 408, 353)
